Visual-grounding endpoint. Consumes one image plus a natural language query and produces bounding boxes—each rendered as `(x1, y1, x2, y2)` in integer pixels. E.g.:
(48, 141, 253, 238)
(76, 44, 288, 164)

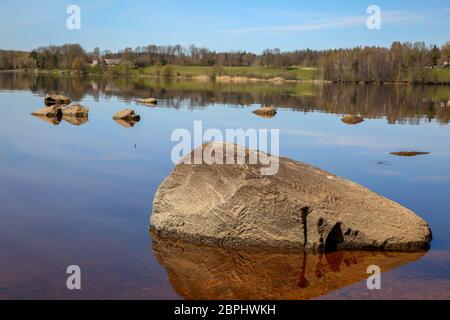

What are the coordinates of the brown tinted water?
(0, 73, 449, 299)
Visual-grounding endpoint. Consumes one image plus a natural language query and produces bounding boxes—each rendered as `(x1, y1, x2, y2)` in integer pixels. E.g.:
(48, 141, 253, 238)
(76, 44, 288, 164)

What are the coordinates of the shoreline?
(1, 69, 450, 85)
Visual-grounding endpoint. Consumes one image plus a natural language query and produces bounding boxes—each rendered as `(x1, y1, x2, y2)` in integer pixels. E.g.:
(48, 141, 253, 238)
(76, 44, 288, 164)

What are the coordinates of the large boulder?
(151, 142, 432, 251)
(44, 94, 71, 106)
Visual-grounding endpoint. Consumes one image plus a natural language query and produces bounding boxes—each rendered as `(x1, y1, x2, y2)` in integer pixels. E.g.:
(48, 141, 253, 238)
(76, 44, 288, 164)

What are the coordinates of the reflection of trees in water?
(1, 72, 449, 124)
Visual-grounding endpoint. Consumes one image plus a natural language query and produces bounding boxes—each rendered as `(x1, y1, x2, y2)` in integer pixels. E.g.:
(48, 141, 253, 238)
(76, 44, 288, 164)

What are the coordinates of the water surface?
(0, 73, 449, 299)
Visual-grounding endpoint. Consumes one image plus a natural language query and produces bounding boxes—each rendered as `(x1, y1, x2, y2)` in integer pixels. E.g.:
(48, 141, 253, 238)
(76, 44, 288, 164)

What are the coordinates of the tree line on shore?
(0, 41, 449, 82)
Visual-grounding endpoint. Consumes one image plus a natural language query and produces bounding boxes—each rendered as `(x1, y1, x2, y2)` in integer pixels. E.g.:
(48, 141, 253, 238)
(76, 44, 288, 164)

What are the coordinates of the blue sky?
(0, 0, 449, 53)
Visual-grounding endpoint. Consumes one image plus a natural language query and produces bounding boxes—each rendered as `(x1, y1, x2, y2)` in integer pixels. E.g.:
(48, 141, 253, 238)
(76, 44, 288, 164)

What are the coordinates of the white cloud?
(282, 129, 405, 150)
(225, 11, 425, 35)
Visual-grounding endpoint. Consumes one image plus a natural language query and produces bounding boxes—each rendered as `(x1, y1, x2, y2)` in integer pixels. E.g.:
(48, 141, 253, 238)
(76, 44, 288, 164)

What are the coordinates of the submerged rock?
(341, 115, 365, 125)
(390, 151, 430, 157)
(114, 118, 140, 128)
(32, 114, 62, 125)
(136, 98, 158, 105)
(63, 116, 89, 126)
(112, 109, 140, 127)
(151, 142, 432, 251)
(113, 109, 140, 120)
(252, 107, 277, 118)
(31, 105, 63, 118)
(151, 233, 426, 300)
(62, 104, 89, 118)
(44, 94, 71, 106)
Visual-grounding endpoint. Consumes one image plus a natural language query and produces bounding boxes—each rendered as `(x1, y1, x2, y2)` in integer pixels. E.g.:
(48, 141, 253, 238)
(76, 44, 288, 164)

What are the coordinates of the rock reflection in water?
(151, 232, 426, 300)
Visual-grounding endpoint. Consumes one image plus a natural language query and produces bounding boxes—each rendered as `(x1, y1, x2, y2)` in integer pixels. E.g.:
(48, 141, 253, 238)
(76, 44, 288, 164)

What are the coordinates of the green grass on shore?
(102, 65, 320, 81)
(429, 68, 450, 83)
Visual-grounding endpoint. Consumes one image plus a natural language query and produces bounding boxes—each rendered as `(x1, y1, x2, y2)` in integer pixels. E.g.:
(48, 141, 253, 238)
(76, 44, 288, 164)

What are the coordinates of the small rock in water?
(44, 94, 71, 106)
(113, 109, 141, 127)
(31, 105, 63, 118)
(62, 104, 89, 118)
(63, 116, 89, 126)
(31, 105, 63, 125)
(32, 114, 62, 126)
(252, 107, 277, 118)
(136, 98, 158, 105)
(151, 142, 432, 252)
(390, 151, 430, 157)
(341, 115, 365, 125)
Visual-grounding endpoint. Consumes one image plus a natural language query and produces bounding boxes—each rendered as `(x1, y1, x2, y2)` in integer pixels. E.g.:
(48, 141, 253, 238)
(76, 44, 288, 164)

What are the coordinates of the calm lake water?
(0, 73, 449, 299)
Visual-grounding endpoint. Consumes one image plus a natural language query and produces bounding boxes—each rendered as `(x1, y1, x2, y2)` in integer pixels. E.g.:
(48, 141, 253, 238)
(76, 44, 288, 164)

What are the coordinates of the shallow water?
(0, 73, 449, 299)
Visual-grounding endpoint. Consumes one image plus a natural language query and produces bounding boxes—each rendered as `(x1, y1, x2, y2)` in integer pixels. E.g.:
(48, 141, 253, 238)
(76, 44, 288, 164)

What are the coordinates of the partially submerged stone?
(31, 105, 63, 118)
(63, 116, 89, 126)
(151, 142, 432, 252)
(341, 115, 365, 125)
(136, 98, 158, 105)
(32, 114, 62, 126)
(44, 94, 71, 106)
(114, 118, 140, 128)
(112, 109, 140, 120)
(62, 104, 89, 118)
(390, 151, 430, 157)
(252, 107, 277, 118)
(112, 109, 140, 127)
(152, 233, 426, 300)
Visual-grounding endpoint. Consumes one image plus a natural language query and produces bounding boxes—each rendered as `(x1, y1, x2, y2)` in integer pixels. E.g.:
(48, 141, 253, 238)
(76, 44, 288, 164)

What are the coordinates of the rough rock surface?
(151, 233, 426, 300)
(62, 104, 89, 118)
(252, 107, 277, 118)
(31, 105, 63, 118)
(151, 142, 432, 251)
(44, 94, 71, 106)
(341, 115, 365, 125)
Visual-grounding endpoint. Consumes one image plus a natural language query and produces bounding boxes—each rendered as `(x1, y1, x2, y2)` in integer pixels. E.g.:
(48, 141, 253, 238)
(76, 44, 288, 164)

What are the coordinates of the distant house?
(90, 57, 121, 67)
(104, 59, 121, 66)
(91, 56, 103, 66)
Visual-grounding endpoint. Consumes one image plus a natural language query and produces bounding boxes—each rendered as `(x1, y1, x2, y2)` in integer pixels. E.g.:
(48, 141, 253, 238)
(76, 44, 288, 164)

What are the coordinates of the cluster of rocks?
(31, 95, 89, 126)
(32, 95, 158, 127)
